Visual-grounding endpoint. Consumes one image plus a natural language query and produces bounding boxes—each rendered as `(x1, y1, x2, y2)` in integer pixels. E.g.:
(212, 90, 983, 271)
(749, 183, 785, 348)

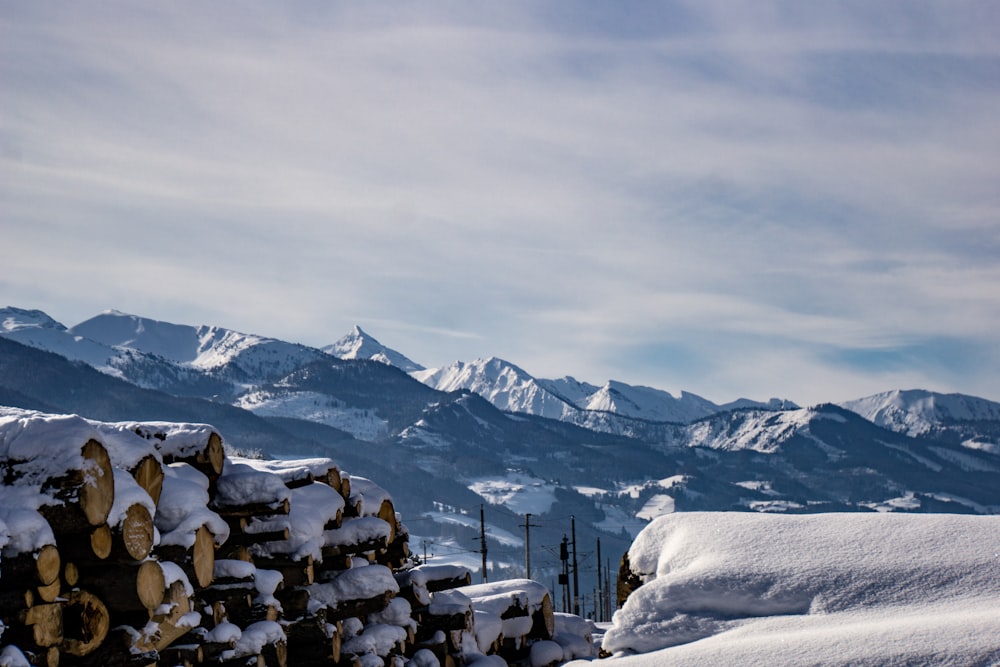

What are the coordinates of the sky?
(2, 1, 999, 406)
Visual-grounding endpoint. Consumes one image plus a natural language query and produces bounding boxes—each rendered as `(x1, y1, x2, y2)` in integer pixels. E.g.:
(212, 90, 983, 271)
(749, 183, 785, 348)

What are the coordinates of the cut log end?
(192, 523, 217, 589)
(90, 523, 113, 560)
(206, 431, 225, 477)
(119, 503, 155, 561)
(36, 544, 62, 587)
(60, 589, 110, 657)
(137, 559, 169, 610)
(79, 439, 115, 527)
(131, 454, 164, 506)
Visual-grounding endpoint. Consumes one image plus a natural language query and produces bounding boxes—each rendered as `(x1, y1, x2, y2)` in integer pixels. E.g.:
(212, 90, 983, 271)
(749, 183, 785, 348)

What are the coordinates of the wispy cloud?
(2, 1, 998, 404)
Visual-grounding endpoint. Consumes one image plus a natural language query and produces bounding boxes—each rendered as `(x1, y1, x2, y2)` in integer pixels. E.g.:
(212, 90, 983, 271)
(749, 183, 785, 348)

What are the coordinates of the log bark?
(250, 554, 313, 587)
(284, 615, 342, 666)
(148, 428, 225, 482)
(261, 640, 288, 667)
(322, 591, 395, 623)
(212, 497, 290, 520)
(74, 559, 167, 617)
(58, 523, 113, 562)
(0, 544, 62, 588)
(17, 646, 59, 667)
(130, 579, 194, 653)
(159, 643, 204, 667)
(67, 626, 157, 667)
(5, 601, 62, 649)
(35, 439, 115, 534)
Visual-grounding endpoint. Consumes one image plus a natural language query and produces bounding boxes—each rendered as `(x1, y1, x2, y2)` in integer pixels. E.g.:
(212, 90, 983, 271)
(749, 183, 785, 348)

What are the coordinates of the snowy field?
(569, 512, 1000, 666)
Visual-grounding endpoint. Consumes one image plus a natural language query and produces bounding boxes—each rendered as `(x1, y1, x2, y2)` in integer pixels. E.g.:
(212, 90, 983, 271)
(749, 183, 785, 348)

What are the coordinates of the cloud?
(2, 1, 998, 403)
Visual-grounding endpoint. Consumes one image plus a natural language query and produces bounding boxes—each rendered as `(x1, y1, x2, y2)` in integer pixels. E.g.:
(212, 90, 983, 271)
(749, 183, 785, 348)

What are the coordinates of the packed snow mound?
(322, 325, 425, 372)
(595, 512, 1000, 666)
(842, 388, 1000, 436)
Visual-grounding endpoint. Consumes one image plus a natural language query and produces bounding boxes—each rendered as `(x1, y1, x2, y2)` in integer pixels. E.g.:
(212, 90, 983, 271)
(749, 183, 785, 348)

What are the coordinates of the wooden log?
(16, 646, 60, 667)
(66, 626, 157, 667)
(64, 561, 80, 587)
(0, 544, 61, 588)
(154, 523, 216, 589)
(34, 579, 61, 603)
(4, 601, 62, 650)
(58, 523, 112, 561)
(128, 453, 164, 507)
(250, 554, 313, 587)
(60, 589, 110, 657)
(74, 559, 166, 618)
(285, 614, 342, 666)
(34, 439, 115, 534)
(212, 497, 290, 520)
(261, 640, 288, 667)
(138, 425, 225, 482)
(617, 551, 642, 608)
(159, 643, 204, 667)
(131, 578, 195, 653)
(322, 591, 396, 623)
(529, 593, 555, 640)
(274, 587, 311, 620)
(376, 498, 397, 544)
(111, 502, 155, 562)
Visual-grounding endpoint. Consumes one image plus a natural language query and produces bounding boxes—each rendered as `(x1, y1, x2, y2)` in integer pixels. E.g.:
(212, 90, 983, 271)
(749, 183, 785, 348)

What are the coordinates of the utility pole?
(571, 515, 580, 616)
(521, 513, 540, 579)
(480, 504, 488, 583)
(596, 538, 603, 622)
(559, 535, 570, 612)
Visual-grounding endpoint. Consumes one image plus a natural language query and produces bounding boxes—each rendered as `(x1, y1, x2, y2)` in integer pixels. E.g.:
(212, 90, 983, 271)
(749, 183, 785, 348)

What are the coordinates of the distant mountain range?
(2, 305, 999, 591)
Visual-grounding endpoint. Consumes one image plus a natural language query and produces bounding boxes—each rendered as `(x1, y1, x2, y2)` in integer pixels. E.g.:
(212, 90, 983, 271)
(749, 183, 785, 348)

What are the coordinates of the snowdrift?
(590, 512, 1000, 666)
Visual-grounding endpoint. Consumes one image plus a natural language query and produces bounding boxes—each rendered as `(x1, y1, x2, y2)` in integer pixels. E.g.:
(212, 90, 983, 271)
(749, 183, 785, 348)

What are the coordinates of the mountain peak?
(1, 307, 66, 332)
(323, 326, 424, 373)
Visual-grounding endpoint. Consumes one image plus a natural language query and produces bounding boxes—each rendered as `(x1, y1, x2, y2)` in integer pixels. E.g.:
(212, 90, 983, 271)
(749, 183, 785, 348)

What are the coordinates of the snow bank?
(0, 507, 54, 556)
(0, 408, 101, 481)
(156, 463, 229, 547)
(592, 512, 1000, 666)
(215, 461, 290, 509)
(309, 564, 399, 610)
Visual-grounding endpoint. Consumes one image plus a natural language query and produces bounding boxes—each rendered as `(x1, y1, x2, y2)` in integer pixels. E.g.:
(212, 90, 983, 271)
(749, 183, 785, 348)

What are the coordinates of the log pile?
(0, 407, 567, 667)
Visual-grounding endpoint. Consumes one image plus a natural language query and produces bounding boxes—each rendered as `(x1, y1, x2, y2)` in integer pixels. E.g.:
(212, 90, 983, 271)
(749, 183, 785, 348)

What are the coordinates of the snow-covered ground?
(574, 512, 1000, 666)
(468, 471, 558, 515)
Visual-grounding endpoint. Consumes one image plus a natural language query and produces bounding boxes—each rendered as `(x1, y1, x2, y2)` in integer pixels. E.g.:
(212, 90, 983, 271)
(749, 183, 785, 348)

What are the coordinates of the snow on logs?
(1, 407, 572, 666)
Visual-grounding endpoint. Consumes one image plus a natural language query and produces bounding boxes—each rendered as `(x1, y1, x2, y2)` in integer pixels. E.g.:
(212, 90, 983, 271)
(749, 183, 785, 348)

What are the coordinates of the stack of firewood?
(0, 408, 564, 667)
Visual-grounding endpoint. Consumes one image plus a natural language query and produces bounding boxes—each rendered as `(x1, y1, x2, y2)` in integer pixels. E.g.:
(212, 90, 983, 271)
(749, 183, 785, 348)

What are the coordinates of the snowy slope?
(841, 389, 1000, 436)
(580, 381, 719, 423)
(414, 356, 795, 426)
(584, 512, 1000, 666)
(412, 357, 578, 421)
(71, 309, 328, 377)
(322, 325, 424, 372)
(1, 306, 121, 373)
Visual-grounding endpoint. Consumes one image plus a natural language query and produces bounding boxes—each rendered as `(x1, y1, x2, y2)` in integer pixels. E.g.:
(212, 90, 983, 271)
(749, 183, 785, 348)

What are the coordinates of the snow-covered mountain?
(412, 357, 579, 420)
(841, 389, 1000, 436)
(71, 309, 328, 377)
(1, 306, 124, 372)
(322, 325, 424, 372)
(414, 356, 797, 425)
